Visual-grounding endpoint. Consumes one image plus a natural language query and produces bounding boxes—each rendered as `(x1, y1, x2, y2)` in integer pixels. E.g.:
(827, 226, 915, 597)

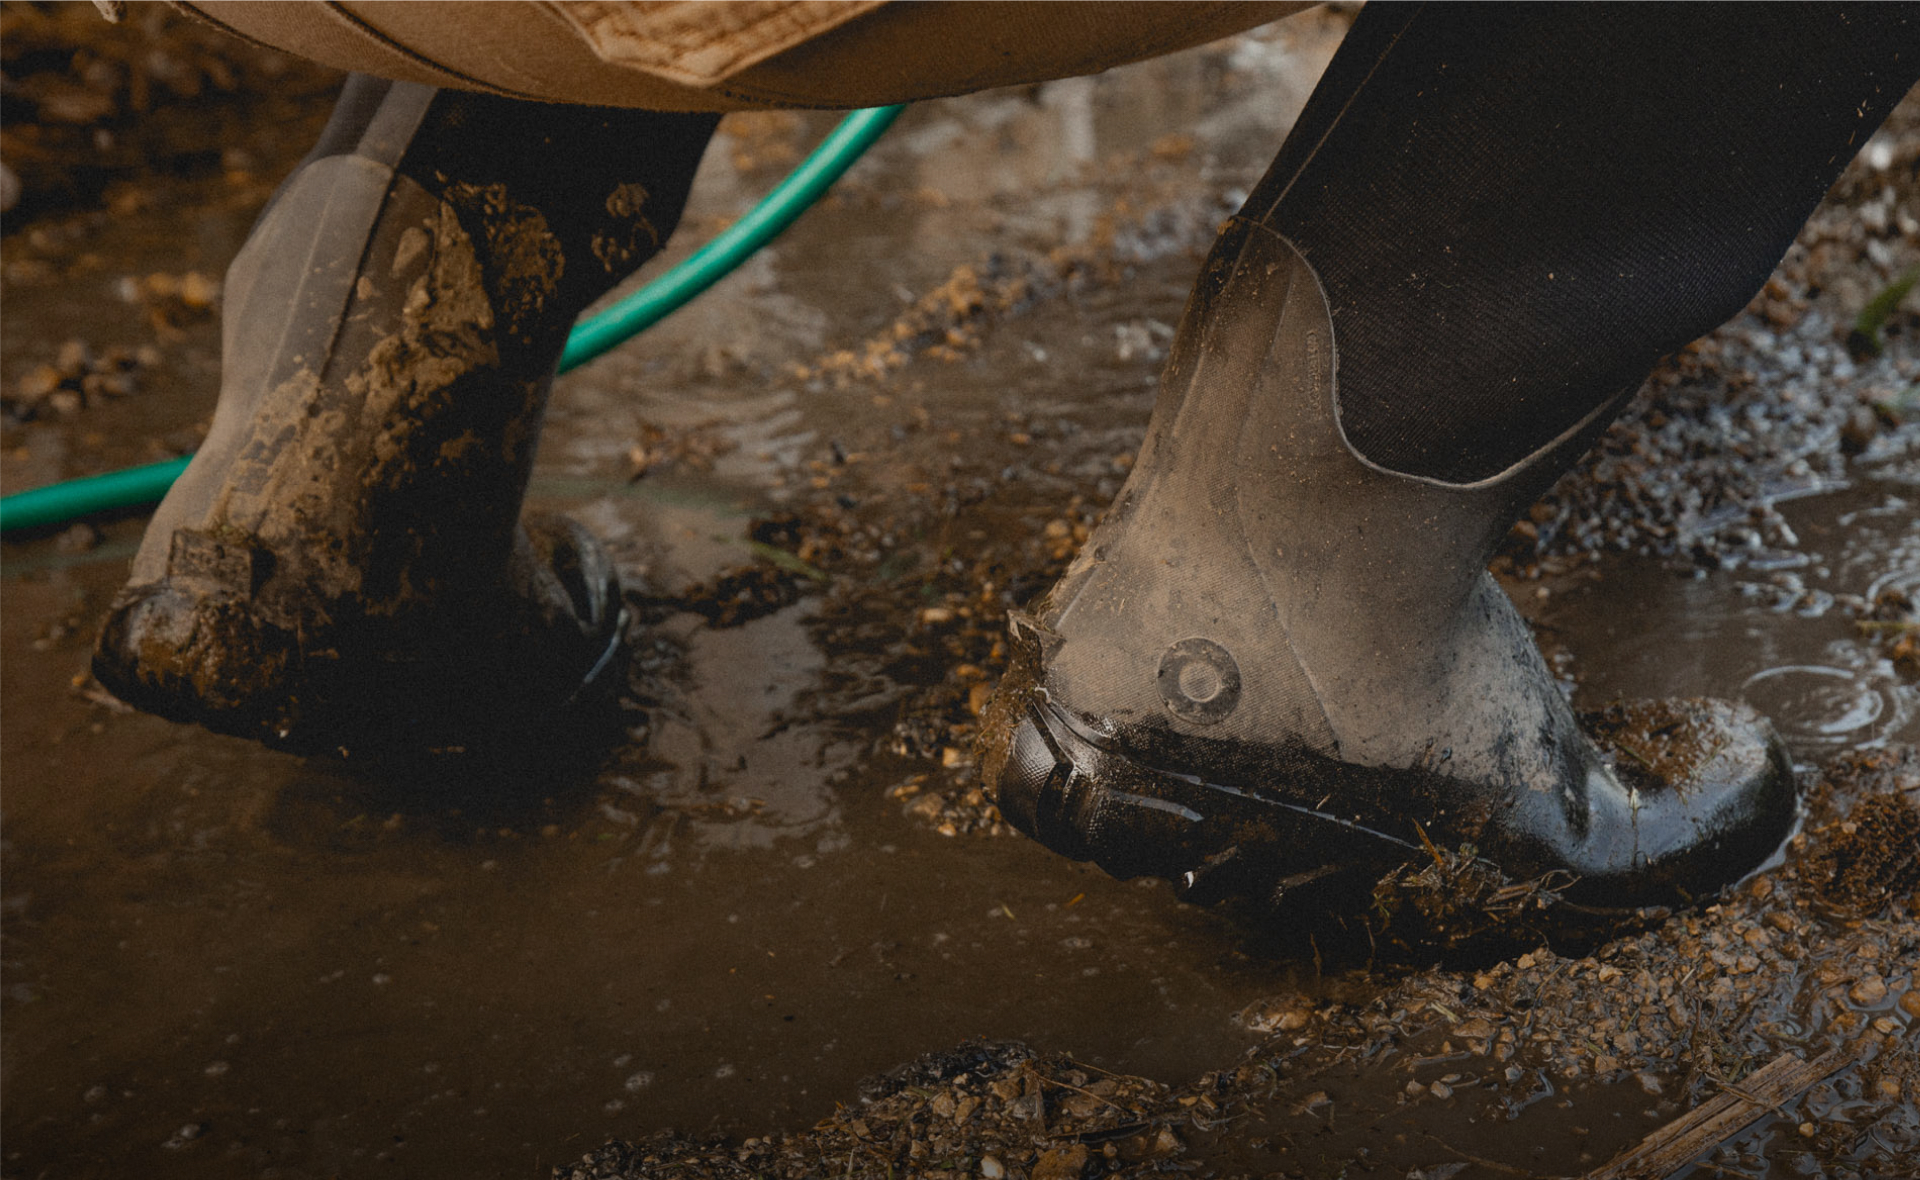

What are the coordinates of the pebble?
(1850, 975, 1889, 1007)
(162, 1123, 203, 1150)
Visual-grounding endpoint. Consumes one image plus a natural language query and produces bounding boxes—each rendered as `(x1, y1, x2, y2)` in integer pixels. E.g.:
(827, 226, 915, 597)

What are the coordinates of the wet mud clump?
(1805, 746, 1920, 919)
(1363, 847, 1578, 962)
(1807, 791, 1920, 918)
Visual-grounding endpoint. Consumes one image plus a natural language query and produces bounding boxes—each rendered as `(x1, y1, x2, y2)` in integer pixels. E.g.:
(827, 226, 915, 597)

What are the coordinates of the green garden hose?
(0, 103, 906, 535)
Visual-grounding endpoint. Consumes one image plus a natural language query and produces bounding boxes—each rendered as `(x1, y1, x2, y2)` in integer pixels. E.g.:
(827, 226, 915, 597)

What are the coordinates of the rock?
(16, 365, 63, 401)
(1850, 975, 1889, 1007)
(1031, 1144, 1088, 1179)
(1453, 1017, 1495, 1040)
(54, 523, 101, 553)
(1239, 996, 1312, 1033)
(179, 271, 220, 308)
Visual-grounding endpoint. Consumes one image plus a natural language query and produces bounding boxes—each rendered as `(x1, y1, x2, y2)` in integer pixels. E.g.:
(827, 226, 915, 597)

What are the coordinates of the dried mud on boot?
(1286, 701, 1806, 965)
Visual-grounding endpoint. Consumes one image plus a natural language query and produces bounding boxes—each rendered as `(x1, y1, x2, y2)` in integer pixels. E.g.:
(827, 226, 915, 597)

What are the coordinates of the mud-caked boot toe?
(92, 533, 301, 740)
(92, 512, 629, 757)
(86, 77, 716, 760)
(978, 223, 1799, 913)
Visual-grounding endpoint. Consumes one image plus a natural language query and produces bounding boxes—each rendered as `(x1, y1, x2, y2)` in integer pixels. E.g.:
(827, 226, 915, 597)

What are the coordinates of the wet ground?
(4, 6, 1919, 1179)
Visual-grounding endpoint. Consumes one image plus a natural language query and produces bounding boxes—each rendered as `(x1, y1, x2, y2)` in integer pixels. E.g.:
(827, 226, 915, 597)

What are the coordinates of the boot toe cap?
(1554, 698, 1799, 905)
(93, 581, 299, 738)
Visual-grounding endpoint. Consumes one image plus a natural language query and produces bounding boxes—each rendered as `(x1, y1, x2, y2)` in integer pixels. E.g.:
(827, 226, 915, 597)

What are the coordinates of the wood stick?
(1582, 1045, 1856, 1180)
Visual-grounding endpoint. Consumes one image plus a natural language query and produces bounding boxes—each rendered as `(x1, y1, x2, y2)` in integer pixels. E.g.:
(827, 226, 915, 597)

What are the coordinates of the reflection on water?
(1743, 663, 1896, 746)
(1544, 478, 1919, 761)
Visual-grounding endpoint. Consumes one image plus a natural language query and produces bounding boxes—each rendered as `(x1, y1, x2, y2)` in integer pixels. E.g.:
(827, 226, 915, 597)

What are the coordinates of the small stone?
(1799, 1122, 1817, 1138)
(980, 1156, 1005, 1179)
(179, 271, 220, 308)
(1428, 1081, 1453, 1099)
(1032, 1143, 1090, 1179)
(1849, 975, 1889, 1007)
(1406, 1080, 1427, 1096)
(1239, 998, 1311, 1033)
(55, 339, 89, 372)
(1876, 1076, 1903, 1099)
(55, 523, 101, 553)
(16, 364, 63, 400)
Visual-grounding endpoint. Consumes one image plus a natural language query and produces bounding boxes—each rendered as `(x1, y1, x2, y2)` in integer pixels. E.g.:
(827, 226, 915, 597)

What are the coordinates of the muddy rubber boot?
(979, 223, 1794, 909)
(92, 79, 716, 758)
(980, 4, 1920, 910)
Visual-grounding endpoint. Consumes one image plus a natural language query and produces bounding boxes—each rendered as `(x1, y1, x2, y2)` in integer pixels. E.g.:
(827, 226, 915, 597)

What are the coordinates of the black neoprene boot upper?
(92, 78, 717, 757)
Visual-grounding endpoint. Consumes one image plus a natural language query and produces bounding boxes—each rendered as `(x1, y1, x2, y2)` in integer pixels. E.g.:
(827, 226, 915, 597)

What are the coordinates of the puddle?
(1540, 478, 1920, 761)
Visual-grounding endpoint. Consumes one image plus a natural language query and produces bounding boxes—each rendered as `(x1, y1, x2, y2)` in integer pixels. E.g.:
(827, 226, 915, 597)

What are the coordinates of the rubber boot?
(979, 3, 1919, 913)
(980, 222, 1796, 909)
(92, 80, 716, 758)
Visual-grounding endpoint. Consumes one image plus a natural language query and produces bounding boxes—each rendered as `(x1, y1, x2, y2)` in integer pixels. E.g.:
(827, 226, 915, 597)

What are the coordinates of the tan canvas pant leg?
(170, 1, 1314, 111)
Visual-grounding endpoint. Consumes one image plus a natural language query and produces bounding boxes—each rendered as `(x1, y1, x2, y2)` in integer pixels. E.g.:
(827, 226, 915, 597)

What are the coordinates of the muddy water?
(1541, 480, 1919, 759)
(3, 12, 1916, 1180)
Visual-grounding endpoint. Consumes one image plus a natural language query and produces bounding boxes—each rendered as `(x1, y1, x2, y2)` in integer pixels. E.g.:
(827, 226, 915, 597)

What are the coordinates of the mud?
(4, 5, 1920, 1180)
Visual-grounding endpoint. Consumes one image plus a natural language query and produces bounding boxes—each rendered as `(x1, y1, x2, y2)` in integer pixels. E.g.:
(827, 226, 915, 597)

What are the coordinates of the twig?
(1583, 1044, 1858, 1180)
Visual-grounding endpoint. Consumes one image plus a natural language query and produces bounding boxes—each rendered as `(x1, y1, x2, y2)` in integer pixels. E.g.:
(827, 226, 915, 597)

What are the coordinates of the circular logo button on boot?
(1157, 638, 1241, 725)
